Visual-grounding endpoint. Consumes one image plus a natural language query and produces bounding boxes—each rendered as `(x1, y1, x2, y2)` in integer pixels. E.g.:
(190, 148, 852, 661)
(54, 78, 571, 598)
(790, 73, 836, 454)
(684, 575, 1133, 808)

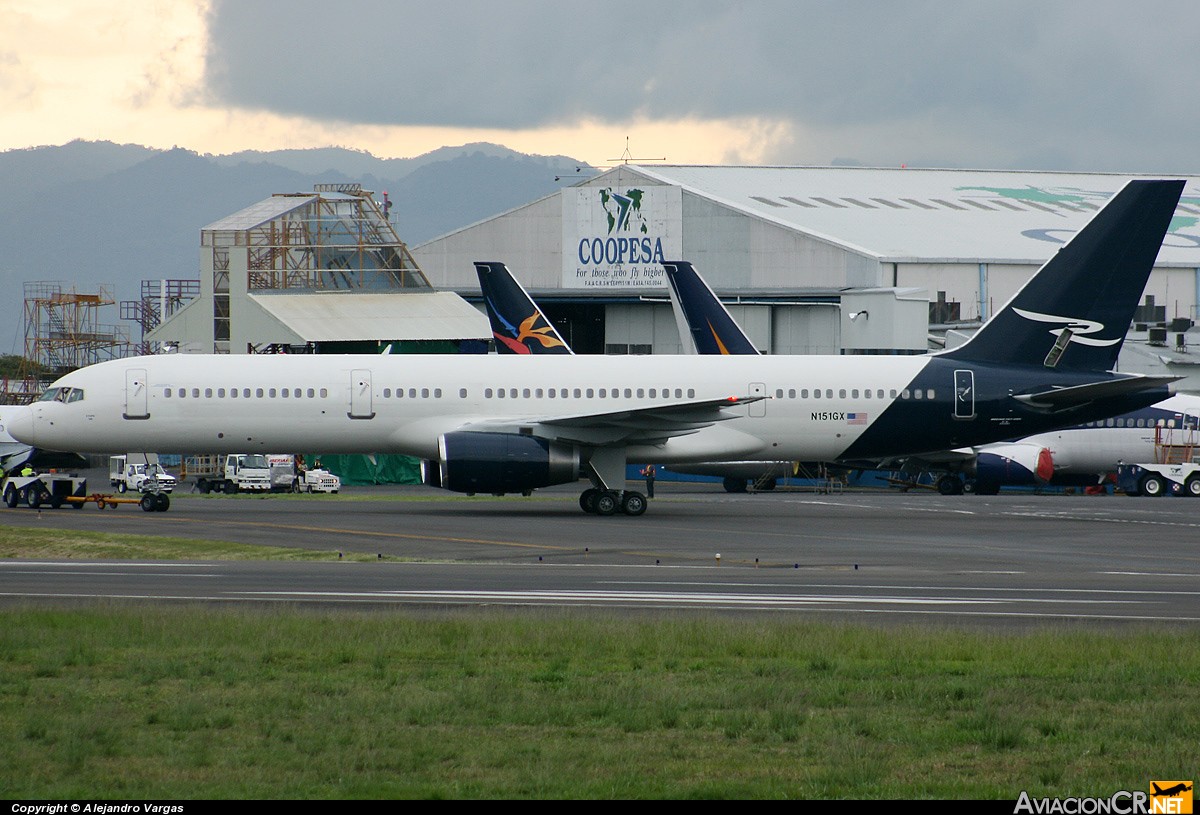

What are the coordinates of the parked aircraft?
(6, 180, 1185, 516)
(660, 257, 1200, 496)
(475, 261, 571, 355)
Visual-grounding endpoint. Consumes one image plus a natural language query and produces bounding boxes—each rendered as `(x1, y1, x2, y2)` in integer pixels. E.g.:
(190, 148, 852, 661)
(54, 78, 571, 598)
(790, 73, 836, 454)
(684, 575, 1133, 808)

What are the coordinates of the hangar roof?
(249, 291, 488, 341)
(618, 166, 1200, 265)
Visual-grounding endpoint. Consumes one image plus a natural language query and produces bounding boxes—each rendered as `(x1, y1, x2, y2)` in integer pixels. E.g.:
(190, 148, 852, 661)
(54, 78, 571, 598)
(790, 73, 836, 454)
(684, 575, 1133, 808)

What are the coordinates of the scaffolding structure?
(205, 183, 430, 293)
(121, 279, 200, 355)
(21, 282, 131, 388)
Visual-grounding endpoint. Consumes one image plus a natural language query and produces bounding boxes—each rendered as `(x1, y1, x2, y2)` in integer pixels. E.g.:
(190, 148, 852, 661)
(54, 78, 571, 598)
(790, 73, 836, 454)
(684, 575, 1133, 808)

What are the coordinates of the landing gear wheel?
(579, 488, 600, 514)
(937, 475, 964, 496)
(1140, 474, 1167, 497)
(620, 491, 647, 516)
(154, 493, 170, 512)
(594, 491, 619, 516)
(140, 493, 156, 512)
(723, 477, 748, 493)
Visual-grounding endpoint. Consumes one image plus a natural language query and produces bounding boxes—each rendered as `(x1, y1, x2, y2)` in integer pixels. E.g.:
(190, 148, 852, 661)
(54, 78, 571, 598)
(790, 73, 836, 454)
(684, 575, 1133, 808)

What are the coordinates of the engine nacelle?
(974, 443, 1054, 488)
(425, 431, 580, 494)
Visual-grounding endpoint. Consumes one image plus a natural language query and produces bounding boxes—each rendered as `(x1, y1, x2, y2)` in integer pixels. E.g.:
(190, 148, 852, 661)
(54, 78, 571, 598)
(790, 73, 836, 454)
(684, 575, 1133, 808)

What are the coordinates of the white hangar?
(412, 165, 1200, 358)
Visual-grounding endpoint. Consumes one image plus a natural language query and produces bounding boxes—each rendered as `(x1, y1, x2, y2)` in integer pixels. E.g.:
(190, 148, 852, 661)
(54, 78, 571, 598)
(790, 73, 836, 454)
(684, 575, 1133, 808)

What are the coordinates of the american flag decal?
(847, 412, 868, 425)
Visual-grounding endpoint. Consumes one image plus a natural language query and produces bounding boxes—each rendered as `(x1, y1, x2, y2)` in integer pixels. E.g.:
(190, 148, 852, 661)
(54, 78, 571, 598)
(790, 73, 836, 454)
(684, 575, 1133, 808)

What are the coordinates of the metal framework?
(121, 279, 201, 355)
(206, 184, 430, 293)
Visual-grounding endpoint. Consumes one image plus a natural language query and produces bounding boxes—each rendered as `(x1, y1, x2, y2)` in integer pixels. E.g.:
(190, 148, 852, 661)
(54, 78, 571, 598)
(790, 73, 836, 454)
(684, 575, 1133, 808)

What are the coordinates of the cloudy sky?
(1, 0, 1198, 170)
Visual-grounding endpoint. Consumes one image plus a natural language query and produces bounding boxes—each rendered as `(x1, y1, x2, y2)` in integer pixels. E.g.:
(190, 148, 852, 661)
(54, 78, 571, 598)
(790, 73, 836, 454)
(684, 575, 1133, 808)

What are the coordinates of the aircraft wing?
(1014, 374, 1179, 411)
(453, 394, 765, 447)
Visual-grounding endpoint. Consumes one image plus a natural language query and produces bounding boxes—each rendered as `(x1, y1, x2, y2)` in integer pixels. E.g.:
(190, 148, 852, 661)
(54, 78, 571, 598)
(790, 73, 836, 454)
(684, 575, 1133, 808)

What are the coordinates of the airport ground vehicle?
(184, 453, 272, 494)
(266, 454, 341, 493)
(109, 453, 177, 494)
(2, 472, 88, 508)
(1117, 462, 1200, 496)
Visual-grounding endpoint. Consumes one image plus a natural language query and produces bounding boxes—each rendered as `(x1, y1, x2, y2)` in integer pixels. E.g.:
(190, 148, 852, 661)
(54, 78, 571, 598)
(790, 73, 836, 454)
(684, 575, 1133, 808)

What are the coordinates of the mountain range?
(0, 140, 588, 356)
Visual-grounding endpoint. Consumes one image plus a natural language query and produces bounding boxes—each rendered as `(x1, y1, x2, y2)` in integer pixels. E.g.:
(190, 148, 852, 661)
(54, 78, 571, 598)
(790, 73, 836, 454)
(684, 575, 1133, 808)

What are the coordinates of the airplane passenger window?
(535, 389, 543, 398)
(422, 388, 430, 398)
(435, 389, 442, 398)
(255, 388, 263, 398)
(599, 388, 607, 397)
(650, 389, 657, 398)
(205, 388, 212, 398)
(688, 389, 695, 398)
(281, 389, 289, 398)
(624, 388, 632, 398)
(383, 389, 391, 398)
(789, 389, 796, 399)
(573, 388, 581, 398)
(877, 389, 885, 398)
(851, 389, 859, 398)
(927, 389, 935, 399)
(218, 388, 226, 398)
(586, 388, 594, 398)
(825, 389, 833, 399)
(914, 390, 923, 400)
(192, 388, 200, 398)
(230, 389, 237, 398)
(163, 389, 171, 398)
(409, 389, 417, 399)
(509, 388, 518, 398)
(637, 388, 644, 398)
(243, 389, 251, 398)
(839, 389, 847, 399)
(178, 388, 186, 398)
(459, 389, 467, 398)
(521, 389, 529, 398)
(801, 389, 809, 398)
(901, 390, 910, 399)
(864, 390, 872, 399)
(497, 388, 505, 398)
(319, 388, 328, 398)
(485, 388, 493, 398)
(776, 389, 784, 399)
(269, 388, 276, 398)
(674, 389, 682, 398)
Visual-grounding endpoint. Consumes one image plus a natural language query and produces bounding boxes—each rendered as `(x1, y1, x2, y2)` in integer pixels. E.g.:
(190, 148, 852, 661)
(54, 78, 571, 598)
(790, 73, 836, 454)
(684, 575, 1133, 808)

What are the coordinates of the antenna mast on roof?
(607, 137, 665, 165)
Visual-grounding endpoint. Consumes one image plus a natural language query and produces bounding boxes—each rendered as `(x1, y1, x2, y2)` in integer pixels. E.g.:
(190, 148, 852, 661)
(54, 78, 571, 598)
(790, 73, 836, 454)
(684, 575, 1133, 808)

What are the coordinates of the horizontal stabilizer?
(1013, 375, 1179, 410)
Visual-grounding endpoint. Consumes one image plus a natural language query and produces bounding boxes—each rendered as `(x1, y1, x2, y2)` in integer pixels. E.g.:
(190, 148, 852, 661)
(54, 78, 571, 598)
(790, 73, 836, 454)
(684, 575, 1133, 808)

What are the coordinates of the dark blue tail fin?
(943, 179, 1184, 371)
(474, 261, 573, 355)
(662, 261, 760, 355)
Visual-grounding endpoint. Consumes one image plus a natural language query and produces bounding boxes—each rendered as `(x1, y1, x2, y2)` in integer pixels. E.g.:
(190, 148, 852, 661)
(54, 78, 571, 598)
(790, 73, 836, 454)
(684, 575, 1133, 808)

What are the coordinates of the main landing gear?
(579, 488, 648, 517)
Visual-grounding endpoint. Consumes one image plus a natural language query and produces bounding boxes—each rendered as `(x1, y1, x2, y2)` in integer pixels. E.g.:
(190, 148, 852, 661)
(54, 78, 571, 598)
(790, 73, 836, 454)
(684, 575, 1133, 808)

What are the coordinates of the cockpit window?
(37, 386, 84, 403)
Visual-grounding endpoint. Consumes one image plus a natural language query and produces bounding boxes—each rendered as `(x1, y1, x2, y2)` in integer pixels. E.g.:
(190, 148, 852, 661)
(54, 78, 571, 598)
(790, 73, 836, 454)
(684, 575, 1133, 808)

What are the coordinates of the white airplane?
(5, 180, 1185, 516)
(660, 259, 1200, 495)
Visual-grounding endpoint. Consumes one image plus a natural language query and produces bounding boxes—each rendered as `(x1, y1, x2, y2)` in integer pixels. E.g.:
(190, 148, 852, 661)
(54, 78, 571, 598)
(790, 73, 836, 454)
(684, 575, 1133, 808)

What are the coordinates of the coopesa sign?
(562, 185, 682, 289)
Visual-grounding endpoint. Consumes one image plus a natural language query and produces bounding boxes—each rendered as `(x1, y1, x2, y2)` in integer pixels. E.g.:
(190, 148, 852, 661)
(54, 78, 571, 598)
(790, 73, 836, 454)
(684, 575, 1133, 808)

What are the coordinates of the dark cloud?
(204, 0, 1200, 171)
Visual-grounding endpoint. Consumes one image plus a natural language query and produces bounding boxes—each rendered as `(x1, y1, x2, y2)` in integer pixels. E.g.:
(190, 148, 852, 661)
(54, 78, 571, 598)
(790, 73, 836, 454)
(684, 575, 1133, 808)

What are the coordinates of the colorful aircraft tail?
(474, 261, 573, 355)
(942, 179, 1184, 371)
(662, 261, 760, 355)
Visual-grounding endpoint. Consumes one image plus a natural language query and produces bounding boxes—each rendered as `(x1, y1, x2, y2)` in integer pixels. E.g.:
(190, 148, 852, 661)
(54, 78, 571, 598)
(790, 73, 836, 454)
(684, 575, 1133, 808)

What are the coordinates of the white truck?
(266, 454, 341, 493)
(109, 453, 177, 494)
(188, 453, 272, 494)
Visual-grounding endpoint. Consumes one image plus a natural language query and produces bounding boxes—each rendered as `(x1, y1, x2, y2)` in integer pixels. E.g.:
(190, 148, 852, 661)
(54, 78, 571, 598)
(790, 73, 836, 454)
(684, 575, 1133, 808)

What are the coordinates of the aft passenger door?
(124, 368, 149, 420)
(349, 369, 375, 419)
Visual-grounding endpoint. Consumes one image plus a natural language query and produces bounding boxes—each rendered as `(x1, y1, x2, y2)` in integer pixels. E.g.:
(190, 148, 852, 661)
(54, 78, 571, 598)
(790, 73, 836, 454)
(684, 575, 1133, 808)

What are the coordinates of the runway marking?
(127, 516, 573, 552)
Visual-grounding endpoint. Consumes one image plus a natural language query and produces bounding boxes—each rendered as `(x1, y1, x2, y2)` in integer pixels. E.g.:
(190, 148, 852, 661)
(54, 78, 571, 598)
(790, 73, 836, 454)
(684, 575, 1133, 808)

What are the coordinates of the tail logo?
(1012, 308, 1121, 348)
(494, 312, 567, 354)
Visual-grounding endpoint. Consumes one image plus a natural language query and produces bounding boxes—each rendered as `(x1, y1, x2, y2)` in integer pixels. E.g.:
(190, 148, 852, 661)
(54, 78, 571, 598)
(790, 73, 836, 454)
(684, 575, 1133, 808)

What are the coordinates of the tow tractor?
(3, 471, 172, 512)
(1117, 419, 1200, 497)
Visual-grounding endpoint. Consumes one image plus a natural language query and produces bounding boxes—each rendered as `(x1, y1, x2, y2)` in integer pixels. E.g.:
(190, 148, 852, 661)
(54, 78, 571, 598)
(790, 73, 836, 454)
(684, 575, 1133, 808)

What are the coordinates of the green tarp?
(303, 454, 421, 486)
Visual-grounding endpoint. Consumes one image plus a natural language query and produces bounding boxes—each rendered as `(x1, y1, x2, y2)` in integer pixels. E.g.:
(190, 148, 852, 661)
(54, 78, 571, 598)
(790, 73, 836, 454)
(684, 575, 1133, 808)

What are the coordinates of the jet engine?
(422, 431, 580, 494)
(972, 444, 1054, 493)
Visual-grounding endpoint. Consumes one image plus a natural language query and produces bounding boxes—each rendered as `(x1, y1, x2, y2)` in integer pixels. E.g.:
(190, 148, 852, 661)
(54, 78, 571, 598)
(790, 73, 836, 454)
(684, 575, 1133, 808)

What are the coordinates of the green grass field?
(0, 528, 1196, 799)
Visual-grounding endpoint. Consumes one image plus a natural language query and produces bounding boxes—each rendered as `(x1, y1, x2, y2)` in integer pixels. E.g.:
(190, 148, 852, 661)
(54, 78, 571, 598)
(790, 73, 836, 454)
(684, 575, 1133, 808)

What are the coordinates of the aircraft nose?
(5, 406, 36, 445)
